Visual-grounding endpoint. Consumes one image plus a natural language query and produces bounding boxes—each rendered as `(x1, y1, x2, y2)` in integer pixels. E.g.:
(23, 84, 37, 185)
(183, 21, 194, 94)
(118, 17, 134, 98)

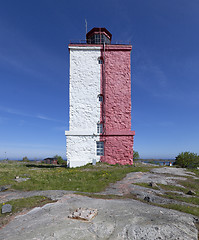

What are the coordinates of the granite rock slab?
(0, 194, 197, 240)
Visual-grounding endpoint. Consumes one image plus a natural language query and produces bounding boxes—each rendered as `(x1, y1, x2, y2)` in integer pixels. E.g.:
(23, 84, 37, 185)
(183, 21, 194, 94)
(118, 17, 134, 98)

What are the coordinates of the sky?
(0, 0, 199, 160)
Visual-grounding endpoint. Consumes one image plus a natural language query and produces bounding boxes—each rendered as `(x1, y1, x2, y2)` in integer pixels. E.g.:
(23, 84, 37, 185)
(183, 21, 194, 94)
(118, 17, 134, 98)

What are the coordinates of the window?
(98, 59, 103, 64)
(98, 94, 103, 102)
(95, 34, 100, 44)
(96, 141, 104, 156)
(98, 57, 103, 64)
(97, 123, 103, 133)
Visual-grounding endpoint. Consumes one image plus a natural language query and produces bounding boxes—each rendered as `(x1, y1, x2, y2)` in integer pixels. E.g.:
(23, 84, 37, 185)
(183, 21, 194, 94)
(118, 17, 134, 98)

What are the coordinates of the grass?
(0, 196, 55, 227)
(1, 161, 199, 230)
(157, 203, 199, 217)
(76, 192, 139, 200)
(128, 168, 199, 220)
(78, 192, 199, 218)
(0, 161, 155, 227)
(0, 161, 155, 193)
(178, 178, 199, 195)
(156, 169, 199, 219)
(159, 191, 199, 205)
(133, 182, 159, 190)
(136, 169, 199, 210)
(157, 184, 188, 193)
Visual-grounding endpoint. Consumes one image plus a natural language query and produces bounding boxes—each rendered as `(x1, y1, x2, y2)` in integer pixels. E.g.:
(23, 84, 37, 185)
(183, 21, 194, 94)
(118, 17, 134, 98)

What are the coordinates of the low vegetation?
(22, 156, 30, 162)
(133, 151, 140, 161)
(156, 203, 199, 218)
(157, 183, 188, 193)
(133, 182, 159, 190)
(0, 196, 55, 227)
(160, 191, 199, 205)
(178, 177, 199, 195)
(0, 160, 199, 227)
(0, 161, 154, 193)
(175, 151, 199, 169)
(130, 168, 199, 218)
(53, 155, 67, 166)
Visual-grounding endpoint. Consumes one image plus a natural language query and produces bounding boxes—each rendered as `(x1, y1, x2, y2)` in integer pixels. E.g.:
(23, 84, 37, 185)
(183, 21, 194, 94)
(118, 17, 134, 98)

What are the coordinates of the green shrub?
(175, 152, 199, 168)
(22, 156, 29, 162)
(54, 155, 67, 166)
(133, 151, 140, 161)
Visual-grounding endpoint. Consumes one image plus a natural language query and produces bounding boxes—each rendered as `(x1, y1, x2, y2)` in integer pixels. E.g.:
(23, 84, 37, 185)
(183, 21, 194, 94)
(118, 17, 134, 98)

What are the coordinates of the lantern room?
(86, 27, 112, 44)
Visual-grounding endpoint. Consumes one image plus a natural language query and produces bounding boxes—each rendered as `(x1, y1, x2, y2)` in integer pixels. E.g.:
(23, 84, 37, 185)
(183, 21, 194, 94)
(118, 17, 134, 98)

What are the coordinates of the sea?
(140, 159, 175, 166)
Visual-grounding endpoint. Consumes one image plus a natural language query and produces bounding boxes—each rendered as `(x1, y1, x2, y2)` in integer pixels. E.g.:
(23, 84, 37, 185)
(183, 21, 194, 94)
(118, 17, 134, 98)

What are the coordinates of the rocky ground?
(0, 167, 198, 240)
(100, 166, 199, 206)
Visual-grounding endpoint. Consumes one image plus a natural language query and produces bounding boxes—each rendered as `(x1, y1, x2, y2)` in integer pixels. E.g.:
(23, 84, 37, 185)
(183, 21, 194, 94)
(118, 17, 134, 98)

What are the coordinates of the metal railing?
(69, 40, 131, 45)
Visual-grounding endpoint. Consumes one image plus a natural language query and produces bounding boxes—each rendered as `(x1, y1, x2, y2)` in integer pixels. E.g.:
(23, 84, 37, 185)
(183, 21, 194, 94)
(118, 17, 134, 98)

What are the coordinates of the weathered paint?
(65, 46, 101, 167)
(100, 45, 134, 165)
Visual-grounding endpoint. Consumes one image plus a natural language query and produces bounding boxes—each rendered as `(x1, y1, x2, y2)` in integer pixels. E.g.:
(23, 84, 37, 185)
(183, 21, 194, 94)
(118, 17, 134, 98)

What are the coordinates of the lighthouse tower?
(65, 28, 135, 168)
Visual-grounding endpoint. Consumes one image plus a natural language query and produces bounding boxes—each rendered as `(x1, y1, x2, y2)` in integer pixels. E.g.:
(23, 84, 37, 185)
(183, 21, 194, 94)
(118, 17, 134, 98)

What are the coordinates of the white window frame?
(98, 57, 103, 64)
(98, 59, 103, 64)
(96, 141, 104, 156)
(98, 94, 103, 102)
(97, 123, 103, 134)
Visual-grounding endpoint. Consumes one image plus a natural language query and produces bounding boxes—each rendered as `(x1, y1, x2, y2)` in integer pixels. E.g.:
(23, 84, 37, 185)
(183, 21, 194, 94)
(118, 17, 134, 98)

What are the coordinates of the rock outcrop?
(0, 194, 197, 240)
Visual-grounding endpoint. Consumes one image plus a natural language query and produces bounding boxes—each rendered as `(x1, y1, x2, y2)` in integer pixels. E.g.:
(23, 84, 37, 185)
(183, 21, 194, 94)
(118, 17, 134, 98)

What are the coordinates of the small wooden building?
(43, 158, 58, 164)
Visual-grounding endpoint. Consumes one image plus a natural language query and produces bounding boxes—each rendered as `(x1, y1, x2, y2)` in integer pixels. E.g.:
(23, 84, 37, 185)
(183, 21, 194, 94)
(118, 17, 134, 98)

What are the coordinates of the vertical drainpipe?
(100, 28, 101, 44)
(100, 40, 106, 162)
(102, 41, 106, 135)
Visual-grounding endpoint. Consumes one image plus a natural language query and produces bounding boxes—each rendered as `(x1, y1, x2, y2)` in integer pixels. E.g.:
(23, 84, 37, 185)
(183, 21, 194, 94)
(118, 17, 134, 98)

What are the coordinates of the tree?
(22, 156, 29, 162)
(133, 151, 140, 161)
(175, 152, 199, 168)
(54, 155, 66, 165)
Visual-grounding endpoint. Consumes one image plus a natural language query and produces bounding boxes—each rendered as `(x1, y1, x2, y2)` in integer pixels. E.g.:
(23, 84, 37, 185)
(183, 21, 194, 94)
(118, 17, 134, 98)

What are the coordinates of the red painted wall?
(100, 135, 134, 165)
(100, 45, 135, 165)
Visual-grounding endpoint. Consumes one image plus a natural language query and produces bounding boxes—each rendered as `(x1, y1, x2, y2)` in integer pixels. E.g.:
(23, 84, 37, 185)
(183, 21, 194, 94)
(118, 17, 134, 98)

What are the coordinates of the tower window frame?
(98, 94, 103, 102)
(98, 57, 103, 64)
(97, 123, 103, 134)
(96, 141, 104, 156)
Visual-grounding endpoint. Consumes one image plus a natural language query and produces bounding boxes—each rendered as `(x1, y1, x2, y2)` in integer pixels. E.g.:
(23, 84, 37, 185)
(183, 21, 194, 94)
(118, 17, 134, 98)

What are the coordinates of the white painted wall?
(66, 136, 100, 168)
(65, 46, 101, 167)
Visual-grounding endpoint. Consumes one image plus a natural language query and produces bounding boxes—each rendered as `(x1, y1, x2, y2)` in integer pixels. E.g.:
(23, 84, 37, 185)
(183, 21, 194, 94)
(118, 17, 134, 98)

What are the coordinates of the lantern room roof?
(86, 28, 112, 41)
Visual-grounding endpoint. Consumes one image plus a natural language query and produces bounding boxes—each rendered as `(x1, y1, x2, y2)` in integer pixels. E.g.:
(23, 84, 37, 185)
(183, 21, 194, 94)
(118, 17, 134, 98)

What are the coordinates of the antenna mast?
(85, 19, 87, 40)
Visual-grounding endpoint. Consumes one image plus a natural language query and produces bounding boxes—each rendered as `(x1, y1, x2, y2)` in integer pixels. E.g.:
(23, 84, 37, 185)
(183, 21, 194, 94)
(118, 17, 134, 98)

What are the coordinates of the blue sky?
(0, 0, 199, 160)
